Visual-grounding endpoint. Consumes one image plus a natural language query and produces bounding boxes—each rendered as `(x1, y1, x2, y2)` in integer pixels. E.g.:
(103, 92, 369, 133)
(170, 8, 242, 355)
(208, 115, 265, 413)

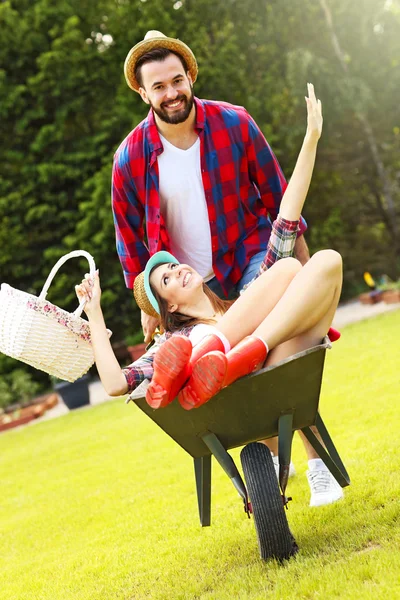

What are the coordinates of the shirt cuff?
(122, 368, 137, 393)
(276, 215, 300, 232)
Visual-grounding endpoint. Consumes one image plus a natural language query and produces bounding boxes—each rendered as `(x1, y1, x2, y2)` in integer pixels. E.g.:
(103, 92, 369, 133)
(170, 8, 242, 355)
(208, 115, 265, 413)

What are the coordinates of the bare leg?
(215, 257, 302, 346)
(216, 251, 341, 350)
(257, 251, 342, 459)
(182, 251, 342, 428)
(262, 432, 322, 460)
(184, 250, 343, 507)
(253, 250, 342, 348)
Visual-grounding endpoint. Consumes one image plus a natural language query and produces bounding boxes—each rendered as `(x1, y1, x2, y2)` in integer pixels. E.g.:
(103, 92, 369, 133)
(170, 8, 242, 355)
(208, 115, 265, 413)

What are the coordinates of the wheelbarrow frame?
(130, 339, 350, 526)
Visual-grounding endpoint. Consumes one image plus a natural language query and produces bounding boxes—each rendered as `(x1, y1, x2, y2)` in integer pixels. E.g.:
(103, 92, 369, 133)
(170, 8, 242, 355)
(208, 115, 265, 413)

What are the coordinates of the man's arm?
(113, 156, 161, 340)
(112, 156, 149, 289)
(294, 234, 310, 265)
(141, 310, 160, 344)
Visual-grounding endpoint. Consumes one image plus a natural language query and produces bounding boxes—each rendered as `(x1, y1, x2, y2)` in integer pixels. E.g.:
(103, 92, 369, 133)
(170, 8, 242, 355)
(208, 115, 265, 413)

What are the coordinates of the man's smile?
(162, 97, 185, 110)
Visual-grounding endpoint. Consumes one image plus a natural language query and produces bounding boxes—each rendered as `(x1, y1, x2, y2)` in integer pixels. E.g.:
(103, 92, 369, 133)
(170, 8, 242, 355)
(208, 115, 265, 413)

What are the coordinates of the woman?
(76, 84, 341, 412)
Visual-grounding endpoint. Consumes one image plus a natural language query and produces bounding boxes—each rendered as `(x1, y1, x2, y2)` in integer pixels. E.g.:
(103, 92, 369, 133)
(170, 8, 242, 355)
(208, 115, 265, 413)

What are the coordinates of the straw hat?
(124, 30, 198, 92)
(133, 251, 180, 317)
(133, 272, 159, 317)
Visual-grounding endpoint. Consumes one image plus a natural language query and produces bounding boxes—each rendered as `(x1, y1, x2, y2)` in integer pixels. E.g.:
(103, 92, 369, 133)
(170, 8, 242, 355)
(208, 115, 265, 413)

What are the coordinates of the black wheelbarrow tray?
(129, 338, 350, 561)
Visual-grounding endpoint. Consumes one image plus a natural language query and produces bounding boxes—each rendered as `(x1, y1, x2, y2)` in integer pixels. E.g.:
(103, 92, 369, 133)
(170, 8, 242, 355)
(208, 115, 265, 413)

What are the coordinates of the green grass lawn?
(1, 310, 400, 600)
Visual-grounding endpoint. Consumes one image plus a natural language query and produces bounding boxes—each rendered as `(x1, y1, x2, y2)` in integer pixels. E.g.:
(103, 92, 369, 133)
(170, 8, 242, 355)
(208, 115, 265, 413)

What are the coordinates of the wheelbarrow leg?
(301, 413, 350, 487)
(201, 432, 250, 517)
(278, 413, 294, 504)
(194, 455, 212, 527)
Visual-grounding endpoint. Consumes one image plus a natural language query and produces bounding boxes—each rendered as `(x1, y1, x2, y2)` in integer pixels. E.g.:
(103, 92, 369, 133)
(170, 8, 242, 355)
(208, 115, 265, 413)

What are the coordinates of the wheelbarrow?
(128, 338, 350, 561)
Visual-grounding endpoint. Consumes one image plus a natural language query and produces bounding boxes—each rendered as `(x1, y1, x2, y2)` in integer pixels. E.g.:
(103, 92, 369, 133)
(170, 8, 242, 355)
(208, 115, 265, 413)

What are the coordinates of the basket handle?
(39, 250, 96, 318)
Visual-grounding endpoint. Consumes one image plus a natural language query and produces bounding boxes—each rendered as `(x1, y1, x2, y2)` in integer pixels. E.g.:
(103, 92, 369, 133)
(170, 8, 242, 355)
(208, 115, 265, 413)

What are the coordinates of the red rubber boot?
(146, 336, 192, 409)
(176, 334, 226, 409)
(188, 334, 225, 368)
(223, 336, 268, 388)
(178, 351, 228, 410)
(168, 363, 191, 403)
(179, 336, 268, 410)
(146, 334, 226, 409)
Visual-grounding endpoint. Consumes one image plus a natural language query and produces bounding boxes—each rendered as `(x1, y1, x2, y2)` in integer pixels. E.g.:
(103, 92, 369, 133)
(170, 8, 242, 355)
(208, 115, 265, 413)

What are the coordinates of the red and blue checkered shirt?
(112, 97, 306, 296)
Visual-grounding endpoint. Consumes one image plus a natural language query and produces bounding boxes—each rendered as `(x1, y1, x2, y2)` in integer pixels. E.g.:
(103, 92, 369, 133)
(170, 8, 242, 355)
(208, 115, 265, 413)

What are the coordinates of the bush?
(124, 330, 145, 347)
(0, 360, 41, 411)
(0, 379, 13, 410)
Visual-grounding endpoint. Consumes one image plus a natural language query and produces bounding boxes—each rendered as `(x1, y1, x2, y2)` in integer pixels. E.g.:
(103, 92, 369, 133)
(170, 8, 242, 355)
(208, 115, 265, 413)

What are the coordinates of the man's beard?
(151, 88, 194, 125)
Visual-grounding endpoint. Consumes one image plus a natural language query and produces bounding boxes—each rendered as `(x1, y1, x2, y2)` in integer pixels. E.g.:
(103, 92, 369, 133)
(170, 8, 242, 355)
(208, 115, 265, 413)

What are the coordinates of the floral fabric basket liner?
(0, 250, 111, 383)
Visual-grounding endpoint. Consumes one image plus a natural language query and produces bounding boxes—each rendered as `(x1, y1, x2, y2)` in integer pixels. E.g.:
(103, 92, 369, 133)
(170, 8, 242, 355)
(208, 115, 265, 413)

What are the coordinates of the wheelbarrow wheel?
(240, 442, 298, 561)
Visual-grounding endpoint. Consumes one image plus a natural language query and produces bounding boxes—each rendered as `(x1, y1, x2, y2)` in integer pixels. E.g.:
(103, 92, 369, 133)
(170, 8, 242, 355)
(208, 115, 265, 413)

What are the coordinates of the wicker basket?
(0, 250, 102, 383)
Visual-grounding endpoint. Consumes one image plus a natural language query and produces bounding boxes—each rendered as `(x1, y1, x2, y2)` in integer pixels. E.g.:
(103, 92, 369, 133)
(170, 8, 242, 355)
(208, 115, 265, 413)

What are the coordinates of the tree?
(1, 0, 399, 388)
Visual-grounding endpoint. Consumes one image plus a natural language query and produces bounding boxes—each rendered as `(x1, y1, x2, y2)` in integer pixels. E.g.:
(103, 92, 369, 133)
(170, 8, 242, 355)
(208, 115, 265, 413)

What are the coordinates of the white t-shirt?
(158, 134, 214, 279)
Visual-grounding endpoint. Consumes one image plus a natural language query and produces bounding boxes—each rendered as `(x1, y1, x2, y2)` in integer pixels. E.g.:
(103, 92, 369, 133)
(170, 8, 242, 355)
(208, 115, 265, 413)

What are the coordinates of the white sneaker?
(307, 469, 344, 507)
(272, 454, 296, 479)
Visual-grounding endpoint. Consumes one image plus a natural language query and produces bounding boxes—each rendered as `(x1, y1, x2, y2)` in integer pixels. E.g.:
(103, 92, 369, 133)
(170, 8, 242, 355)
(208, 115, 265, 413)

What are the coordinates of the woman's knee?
(258, 257, 301, 286)
(276, 256, 303, 277)
(310, 249, 342, 274)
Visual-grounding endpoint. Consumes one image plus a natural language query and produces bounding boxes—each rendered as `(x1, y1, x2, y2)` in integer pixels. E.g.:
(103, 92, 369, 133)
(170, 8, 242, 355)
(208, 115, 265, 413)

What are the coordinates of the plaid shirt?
(240, 216, 299, 293)
(123, 216, 298, 395)
(112, 97, 306, 297)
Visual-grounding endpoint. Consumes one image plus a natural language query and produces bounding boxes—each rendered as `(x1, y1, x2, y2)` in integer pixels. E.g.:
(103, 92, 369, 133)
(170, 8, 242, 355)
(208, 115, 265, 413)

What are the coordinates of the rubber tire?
(240, 442, 298, 561)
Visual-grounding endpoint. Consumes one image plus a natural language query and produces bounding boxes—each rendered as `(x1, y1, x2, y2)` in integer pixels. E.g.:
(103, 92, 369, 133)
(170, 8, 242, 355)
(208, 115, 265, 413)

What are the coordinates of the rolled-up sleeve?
(122, 345, 158, 392)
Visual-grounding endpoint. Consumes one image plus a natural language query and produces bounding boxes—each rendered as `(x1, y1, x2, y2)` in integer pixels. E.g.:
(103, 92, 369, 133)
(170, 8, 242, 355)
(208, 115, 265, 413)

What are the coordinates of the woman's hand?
(75, 270, 101, 316)
(305, 83, 323, 141)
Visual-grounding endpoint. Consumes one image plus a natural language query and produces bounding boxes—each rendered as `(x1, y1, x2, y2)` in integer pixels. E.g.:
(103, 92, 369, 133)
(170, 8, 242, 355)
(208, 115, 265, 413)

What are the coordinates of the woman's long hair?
(152, 280, 234, 333)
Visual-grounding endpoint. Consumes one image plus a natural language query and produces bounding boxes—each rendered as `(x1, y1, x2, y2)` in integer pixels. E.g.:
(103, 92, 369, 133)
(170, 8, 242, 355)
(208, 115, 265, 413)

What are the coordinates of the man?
(112, 31, 343, 507)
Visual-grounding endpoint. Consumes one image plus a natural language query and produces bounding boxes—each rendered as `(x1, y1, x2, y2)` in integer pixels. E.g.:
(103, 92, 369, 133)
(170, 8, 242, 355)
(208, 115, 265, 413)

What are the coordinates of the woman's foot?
(146, 336, 192, 409)
(178, 351, 227, 410)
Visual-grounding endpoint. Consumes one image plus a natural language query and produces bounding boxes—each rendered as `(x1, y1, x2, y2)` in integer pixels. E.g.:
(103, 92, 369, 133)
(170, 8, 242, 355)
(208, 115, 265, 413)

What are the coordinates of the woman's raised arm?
(279, 83, 323, 221)
(76, 272, 129, 397)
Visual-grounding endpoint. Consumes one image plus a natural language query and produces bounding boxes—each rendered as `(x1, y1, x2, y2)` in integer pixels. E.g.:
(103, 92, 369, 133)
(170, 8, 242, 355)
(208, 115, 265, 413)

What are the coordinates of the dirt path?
(332, 298, 400, 328)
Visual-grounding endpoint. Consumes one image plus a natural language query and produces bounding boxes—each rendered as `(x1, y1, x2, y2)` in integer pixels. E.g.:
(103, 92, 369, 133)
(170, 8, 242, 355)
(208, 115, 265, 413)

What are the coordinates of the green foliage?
(0, 379, 13, 410)
(0, 367, 40, 410)
(124, 329, 146, 347)
(1, 0, 399, 387)
(378, 277, 400, 291)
